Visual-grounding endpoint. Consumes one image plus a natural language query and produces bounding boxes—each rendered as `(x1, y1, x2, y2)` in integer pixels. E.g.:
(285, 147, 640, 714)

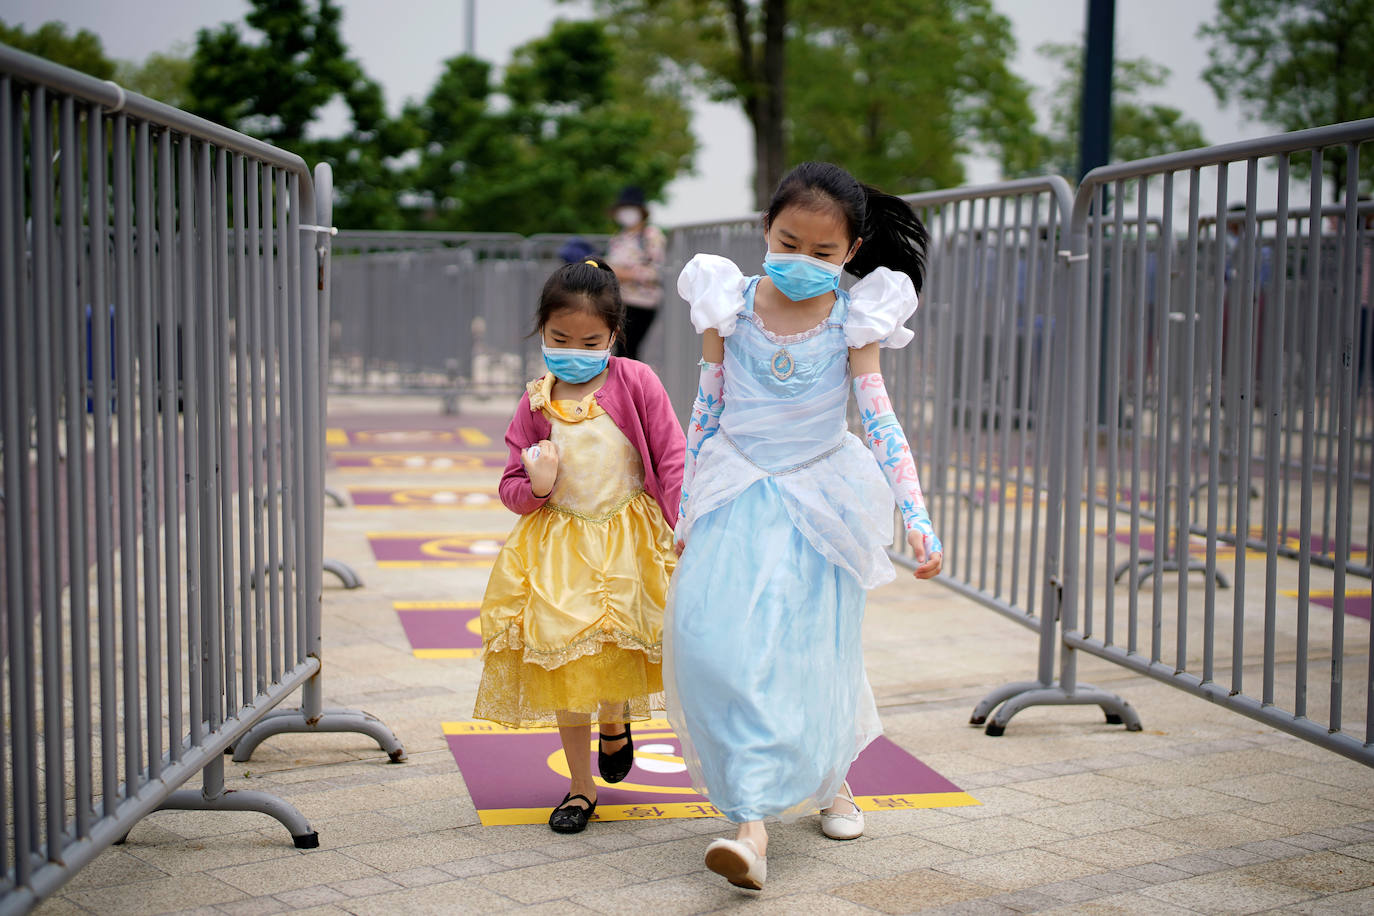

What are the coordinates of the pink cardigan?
(498, 357, 686, 527)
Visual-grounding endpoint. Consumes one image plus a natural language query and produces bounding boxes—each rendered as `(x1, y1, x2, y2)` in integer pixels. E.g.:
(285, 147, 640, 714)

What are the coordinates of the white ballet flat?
(704, 837, 767, 890)
(820, 781, 865, 840)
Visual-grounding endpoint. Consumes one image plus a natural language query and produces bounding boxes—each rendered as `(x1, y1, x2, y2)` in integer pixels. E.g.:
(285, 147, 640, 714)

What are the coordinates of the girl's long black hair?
(764, 161, 928, 294)
(532, 256, 625, 337)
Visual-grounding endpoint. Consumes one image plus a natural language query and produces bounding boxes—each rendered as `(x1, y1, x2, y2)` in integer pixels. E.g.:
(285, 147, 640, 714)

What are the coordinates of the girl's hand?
(908, 529, 943, 580)
(523, 439, 559, 497)
(674, 539, 685, 557)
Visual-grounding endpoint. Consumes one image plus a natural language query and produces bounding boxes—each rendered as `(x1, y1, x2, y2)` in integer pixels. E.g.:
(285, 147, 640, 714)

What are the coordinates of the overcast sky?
(3, 0, 1271, 224)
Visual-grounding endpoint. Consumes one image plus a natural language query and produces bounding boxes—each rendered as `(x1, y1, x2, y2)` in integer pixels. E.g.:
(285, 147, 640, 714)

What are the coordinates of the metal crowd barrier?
(328, 231, 608, 401)
(0, 45, 401, 912)
(1055, 119, 1374, 766)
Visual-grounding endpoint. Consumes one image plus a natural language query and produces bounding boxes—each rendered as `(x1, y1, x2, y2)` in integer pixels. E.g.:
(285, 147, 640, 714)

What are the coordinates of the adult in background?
(607, 186, 667, 361)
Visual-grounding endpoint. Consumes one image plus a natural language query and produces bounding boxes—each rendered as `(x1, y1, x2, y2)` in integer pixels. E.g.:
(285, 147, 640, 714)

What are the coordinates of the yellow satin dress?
(474, 375, 675, 727)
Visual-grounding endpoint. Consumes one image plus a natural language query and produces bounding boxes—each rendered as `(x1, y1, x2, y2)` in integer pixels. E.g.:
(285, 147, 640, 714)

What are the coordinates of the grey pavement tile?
(596, 836, 721, 880)
(1209, 846, 1278, 867)
(571, 873, 742, 915)
(435, 855, 509, 879)
(385, 866, 454, 888)
(1204, 773, 1341, 804)
(934, 847, 1104, 892)
(30, 899, 86, 916)
(1243, 799, 1374, 833)
(1336, 841, 1374, 862)
(988, 889, 1069, 912)
(210, 850, 380, 896)
(1138, 871, 1319, 914)
(122, 829, 302, 877)
(1017, 801, 1163, 837)
(1138, 812, 1294, 849)
(708, 891, 879, 915)
(334, 830, 489, 870)
(214, 896, 292, 916)
(484, 849, 557, 870)
(908, 899, 1019, 916)
(832, 868, 995, 914)
(1038, 890, 1204, 915)
(582, 830, 644, 852)
(533, 838, 599, 861)
(1012, 774, 1139, 804)
(1032, 880, 1111, 903)
(328, 876, 405, 898)
(1041, 827, 1198, 870)
(921, 816, 1071, 857)
(1235, 839, 1317, 862)
(337, 879, 521, 915)
(1076, 872, 1149, 893)
(1276, 885, 1374, 914)
(943, 786, 1060, 820)
(471, 856, 637, 905)
(807, 832, 969, 877)
(1156, 853, 1231, 876)
(1280, 833, 1350, 853)
(1241, 851, 1374, 895)
(1314, 825, 1374, 844)
(1112, 863, 1196, 886)
(273, 885, 349, 909)
(1111, 784, 1250, 820)
(66, 875, 249, 915)
(62, 847, 170, 890)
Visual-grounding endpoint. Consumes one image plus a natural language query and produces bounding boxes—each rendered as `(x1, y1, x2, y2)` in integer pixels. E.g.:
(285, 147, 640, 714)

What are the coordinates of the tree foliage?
(400, 20, 695, 234)
(0, 19, 116, 79)
(1036, 42, 1207, 178)
(1200, 0, 1374, 198)
(581, 0, 1039, 204)
(788, 0, 1042, 193)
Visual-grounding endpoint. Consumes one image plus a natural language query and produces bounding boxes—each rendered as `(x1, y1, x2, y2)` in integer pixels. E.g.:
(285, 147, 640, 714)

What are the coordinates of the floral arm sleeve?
(853, 372, 943, 555)
(679, 359, 725, 525)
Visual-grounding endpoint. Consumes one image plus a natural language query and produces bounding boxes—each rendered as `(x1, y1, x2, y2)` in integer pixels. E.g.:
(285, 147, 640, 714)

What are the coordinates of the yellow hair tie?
(584, 258, 598, 266)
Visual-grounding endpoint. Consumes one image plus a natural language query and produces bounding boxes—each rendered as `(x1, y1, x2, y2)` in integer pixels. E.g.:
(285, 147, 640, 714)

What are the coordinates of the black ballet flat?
(598, 723, 635, 783)
(549, 793, 597, 833)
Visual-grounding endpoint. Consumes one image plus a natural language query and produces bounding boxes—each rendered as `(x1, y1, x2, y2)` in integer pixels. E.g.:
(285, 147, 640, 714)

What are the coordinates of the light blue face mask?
(542, 344, 611, 384)
(764, 251, 844, 301)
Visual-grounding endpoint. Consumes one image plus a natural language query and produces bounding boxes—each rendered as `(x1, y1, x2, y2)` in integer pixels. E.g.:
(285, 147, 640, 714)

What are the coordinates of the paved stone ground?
(36, 396, 1374, 915)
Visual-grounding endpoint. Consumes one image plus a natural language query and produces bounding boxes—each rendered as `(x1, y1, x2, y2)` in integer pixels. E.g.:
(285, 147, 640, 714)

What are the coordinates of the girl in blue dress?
(667, 162, 943, 891)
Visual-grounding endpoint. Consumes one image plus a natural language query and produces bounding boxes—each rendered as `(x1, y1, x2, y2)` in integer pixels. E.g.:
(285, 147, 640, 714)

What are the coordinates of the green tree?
(188, 0, 410, 228)
(401, 20, 695, 234)
(115, 50, 192, 109)
(1200, 0, 1374, 199)
(0, 19, 116, 79)
(787, 0, 1042, 193)
(1036, 42, 1207, 178)
(582, 0, 1039, 205)
(580, 0, 786, 206)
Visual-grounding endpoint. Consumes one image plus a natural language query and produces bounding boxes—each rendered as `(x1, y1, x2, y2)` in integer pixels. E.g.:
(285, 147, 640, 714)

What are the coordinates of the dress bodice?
(719, 279, 852, 473)
(544, 399, 645, 520)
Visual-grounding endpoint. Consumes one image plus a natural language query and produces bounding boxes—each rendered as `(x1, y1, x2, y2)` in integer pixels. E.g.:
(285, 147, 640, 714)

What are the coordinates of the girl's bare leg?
(597, 699, 629, 754)
(555, 711, 596, 808)
(735, 819, 768, 855)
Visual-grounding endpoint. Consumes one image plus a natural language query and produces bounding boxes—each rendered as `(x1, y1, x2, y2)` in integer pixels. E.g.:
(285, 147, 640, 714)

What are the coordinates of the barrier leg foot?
(325, 486, 348, 508)
(324, 558, 363, 589)
(970, 680, 1048, 726)
(230, 707, 406, 763)
(154, 757, 317, 849)
(984, 683, 1142, 736)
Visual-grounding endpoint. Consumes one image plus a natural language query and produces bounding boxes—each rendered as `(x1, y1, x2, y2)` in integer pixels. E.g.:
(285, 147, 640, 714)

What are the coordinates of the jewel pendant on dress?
(771, 348, 795, 380)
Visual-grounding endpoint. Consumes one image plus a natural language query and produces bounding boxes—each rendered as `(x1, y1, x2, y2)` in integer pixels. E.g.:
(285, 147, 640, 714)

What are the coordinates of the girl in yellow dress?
(475, 257, 686, 833)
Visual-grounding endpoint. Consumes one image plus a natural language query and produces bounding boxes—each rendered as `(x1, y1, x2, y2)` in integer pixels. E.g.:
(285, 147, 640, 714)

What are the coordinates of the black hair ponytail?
(533, 256, 625, 337)
(765, 161, 929, 294)
(848, 186, 928, 294)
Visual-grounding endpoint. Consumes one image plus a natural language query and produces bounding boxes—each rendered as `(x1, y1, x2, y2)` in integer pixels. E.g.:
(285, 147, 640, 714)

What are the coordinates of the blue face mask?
(542, 344, 611, 384)
(764, 251, 844, 301)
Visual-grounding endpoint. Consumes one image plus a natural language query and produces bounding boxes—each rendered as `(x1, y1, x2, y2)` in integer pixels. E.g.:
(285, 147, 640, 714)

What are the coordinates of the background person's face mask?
(763, 251, 844, 301)
(542, 344, 612, 383)
(614, 207, 642, 228)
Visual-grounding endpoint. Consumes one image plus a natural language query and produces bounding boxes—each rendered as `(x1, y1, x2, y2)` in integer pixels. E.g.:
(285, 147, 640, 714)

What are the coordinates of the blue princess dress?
(666, 254, 919, 824)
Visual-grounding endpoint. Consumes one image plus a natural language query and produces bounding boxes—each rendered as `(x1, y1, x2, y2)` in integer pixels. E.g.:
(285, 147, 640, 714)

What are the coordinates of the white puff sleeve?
(678, 253, 749, 337)
(844, 267, 919, 349)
